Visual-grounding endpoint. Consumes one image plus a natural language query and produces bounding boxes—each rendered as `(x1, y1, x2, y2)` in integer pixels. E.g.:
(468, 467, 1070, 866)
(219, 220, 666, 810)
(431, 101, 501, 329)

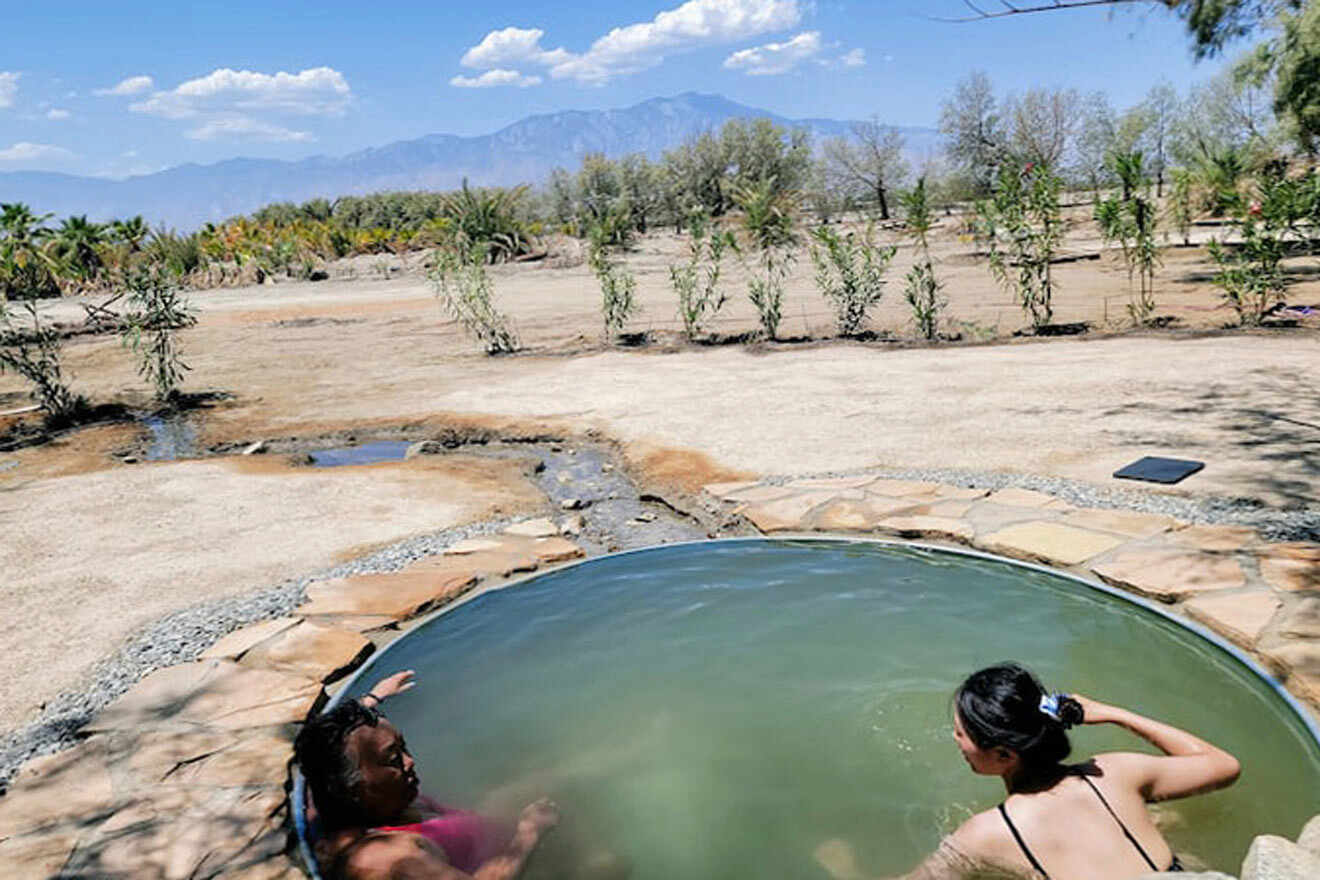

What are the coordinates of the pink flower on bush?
(1248, 201, 1263, 217)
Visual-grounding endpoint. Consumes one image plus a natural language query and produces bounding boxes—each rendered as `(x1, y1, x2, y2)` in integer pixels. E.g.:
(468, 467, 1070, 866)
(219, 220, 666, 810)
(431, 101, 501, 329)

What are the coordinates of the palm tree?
(110, 216, 150, 251)
(0, 203, 60, 299)
(49, 215, 107, 282)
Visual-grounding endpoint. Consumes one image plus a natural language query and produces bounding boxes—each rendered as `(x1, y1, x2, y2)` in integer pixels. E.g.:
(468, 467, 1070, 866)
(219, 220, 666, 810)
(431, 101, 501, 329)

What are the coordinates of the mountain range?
(0, 93, 939, 231)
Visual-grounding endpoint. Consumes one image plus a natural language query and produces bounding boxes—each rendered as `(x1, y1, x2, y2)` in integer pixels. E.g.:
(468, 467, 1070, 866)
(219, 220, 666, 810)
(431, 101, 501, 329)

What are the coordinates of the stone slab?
(875, 516, 975, 544)
(1280, 599, 1320, 640)
(531, 536, 585, 564)
(785, 475, 877, 491)
(166, 734, 294, 788)
(1171, 524, 1258, 552)
(71, 785, 287, 879)
(739, 491, 838, 533)
(1240, 834, 1320, 880)
(981, 521, 1126, 567)
(300, 613, 399, 634)
(502, 517, 560, 538)
(200, 618, 301, 662)
(239, 621, 374, 683)
(409, 546, 540, 578)
(1091, 546, 1246, 603)
(811, 496, 921, 532)
(702, 480, 762, 500)
(127, 730, 239, 786)
(1060, 508, 1180, 539)
(0, 739, 116, 838)
(1264, 642, 1320, 706)
(986, 487, 1059, 508)
(715, 484, 797, 504)
(1184, 592, 1282, 647)
(864, 479, 943, 498)
(299, 570, 477, 620)
(931, 486, 992, 501)
(1259, 543, 1320, 593)
(444, 537, 506, 555)
(86, 661, 324, 733)
(0, 828, 81, 879)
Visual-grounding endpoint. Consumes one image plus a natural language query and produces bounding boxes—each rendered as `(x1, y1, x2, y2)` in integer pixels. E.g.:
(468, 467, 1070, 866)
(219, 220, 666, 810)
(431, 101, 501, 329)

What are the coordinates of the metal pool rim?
(293, 535, 1320, 876)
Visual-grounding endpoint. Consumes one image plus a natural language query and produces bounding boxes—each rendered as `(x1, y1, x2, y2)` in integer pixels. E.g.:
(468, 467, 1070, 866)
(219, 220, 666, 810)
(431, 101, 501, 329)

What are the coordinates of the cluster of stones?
(0, 519, 584, 879)
(705, 477, 1320, 718)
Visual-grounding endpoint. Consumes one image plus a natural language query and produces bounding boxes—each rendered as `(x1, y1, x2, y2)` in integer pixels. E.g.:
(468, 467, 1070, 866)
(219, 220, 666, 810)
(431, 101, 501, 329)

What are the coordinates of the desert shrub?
(120, 265, 198, 401)
(899, 177, 947, 339)
(0, 298, 85, 423)
(809, 225, 896, 336)
(734, 177, 798, 339)
(1167, 168, 1196, 246)
(978, 162, 1064, 330)
(429, 243, 519, 354)
(588, 225, 639, 339)
(440, 181, 535, 263)
(671, 212, 736, 340)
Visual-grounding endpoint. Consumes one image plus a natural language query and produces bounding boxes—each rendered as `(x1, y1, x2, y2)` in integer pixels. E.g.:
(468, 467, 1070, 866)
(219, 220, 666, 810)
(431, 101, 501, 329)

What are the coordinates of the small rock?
(550, 444, 563, 453)
(1240, 834, 1320, 880)
(560, 514, 585, 536)
(601, 463, 614, 473)
(556, 472, 572, 485)
(533, 461, 546, 474)
(503, 518, 560, 538)
(405, 440, 444, 459)
(121, 456, 139, 464)
(561, 498, 589, 511)
(634, 511, 657, 523)
(1298, 814, 1320, 855)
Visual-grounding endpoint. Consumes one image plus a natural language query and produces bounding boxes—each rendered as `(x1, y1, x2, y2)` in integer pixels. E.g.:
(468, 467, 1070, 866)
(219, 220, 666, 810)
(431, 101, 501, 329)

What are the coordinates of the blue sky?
(0, 0, 1236, 179)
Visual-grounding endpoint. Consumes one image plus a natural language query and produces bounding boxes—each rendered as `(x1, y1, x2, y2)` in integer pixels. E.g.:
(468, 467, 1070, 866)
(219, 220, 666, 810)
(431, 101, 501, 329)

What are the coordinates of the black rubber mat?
(1113, 456, 1205, 484)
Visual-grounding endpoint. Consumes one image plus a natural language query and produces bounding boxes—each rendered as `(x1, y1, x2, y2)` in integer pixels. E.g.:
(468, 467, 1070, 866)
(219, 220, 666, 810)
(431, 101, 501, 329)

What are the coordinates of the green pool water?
(338, 540, 1320, 878)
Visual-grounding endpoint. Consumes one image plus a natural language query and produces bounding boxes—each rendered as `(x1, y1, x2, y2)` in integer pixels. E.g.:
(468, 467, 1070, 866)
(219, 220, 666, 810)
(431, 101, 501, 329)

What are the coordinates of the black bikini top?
(996, 775, 1182, 878)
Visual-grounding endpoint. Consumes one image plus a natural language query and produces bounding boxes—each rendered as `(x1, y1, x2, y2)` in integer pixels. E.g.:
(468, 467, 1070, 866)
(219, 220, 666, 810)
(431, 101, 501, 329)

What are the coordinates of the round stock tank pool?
(308, 539, 1320, 878)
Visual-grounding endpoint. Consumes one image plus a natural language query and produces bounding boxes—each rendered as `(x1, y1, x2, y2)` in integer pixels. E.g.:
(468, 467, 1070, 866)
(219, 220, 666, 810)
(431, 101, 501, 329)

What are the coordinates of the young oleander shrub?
(0, 298, 86, 423)
(734, 177, 798, 339)
(978, 162, 1063, 330)
(120, 265, 199, 402)
(588, 224, 639, 340)
(670, 211, 736, 341)
(1095, 151, 1162, 325)
(429, 242, 519, 354)
(899, 177, 947, 340)
(809, 225, 896, 337)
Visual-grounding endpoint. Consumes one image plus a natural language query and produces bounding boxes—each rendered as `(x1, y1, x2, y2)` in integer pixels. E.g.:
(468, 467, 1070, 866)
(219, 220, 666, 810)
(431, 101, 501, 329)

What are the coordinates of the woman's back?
(970, 757, 1176, 880)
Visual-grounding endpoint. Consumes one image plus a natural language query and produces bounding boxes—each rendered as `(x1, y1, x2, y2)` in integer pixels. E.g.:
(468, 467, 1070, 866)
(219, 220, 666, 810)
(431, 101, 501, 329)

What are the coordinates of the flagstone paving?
(2, 478, 1317, 878)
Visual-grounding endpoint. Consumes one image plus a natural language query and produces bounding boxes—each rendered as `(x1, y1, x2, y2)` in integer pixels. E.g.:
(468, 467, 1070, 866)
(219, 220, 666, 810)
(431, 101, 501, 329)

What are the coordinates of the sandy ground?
(1, 222, 1317, 731)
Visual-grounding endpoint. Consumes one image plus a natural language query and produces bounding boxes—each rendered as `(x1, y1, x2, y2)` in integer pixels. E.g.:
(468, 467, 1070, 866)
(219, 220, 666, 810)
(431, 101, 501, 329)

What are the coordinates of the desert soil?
(1, 221, 1317, 732)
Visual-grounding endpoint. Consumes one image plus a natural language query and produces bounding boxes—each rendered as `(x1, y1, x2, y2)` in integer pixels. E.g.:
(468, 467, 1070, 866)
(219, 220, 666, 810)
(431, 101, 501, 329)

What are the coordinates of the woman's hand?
(368, 670, 417, 702)
(517, 798, 561, 835)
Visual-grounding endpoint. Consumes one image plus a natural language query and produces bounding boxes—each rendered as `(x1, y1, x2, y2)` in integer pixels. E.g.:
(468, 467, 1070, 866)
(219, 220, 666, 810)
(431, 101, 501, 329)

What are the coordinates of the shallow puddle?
(308, 440, 412, 467)
(142, 414, 198, 461)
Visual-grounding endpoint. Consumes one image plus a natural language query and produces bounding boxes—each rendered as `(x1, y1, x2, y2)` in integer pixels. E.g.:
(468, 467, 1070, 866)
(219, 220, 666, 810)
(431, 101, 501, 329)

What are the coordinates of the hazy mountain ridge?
(0, 93, 938, 231)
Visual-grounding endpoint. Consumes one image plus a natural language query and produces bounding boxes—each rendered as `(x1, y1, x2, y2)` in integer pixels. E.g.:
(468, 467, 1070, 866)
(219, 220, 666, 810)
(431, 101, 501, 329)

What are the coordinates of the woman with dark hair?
(816, 662, 1241, 880)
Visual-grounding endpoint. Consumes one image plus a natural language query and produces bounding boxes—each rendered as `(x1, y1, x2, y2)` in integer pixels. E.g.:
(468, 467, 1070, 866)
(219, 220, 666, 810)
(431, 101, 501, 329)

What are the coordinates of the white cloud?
(46, 108, 71, 120)
(130, 67, 351, 119)
(185, 115, 315, 142)
(458, 0, 803, 85)
(723, 30, 822, 75)
(95, 75, 154, 96)
(0, 142, 76, 162)
(0, 72, 19, 109)
(450, 69, 544, 89)
(839, 48, 866, 68)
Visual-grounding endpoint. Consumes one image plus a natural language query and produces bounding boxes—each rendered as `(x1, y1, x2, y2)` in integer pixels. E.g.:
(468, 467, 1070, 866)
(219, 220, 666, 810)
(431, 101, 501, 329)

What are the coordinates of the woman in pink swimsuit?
(295, 670, 559, 880)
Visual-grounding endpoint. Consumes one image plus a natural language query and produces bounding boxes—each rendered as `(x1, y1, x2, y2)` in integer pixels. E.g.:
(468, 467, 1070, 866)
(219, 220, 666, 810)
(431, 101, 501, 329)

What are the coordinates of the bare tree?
(1073, 91, 1120, 189)
(1003, 87, 1083, 169)
(938, 71, 1005, 195)
(1137, 82, 1180, 195)
(822, 119, 909, 220)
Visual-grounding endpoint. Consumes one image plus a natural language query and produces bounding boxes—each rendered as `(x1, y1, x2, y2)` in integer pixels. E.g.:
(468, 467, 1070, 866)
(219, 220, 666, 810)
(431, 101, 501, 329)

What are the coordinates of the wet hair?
(294, 699, 382, 830)
(955, 663, 1084, 777)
